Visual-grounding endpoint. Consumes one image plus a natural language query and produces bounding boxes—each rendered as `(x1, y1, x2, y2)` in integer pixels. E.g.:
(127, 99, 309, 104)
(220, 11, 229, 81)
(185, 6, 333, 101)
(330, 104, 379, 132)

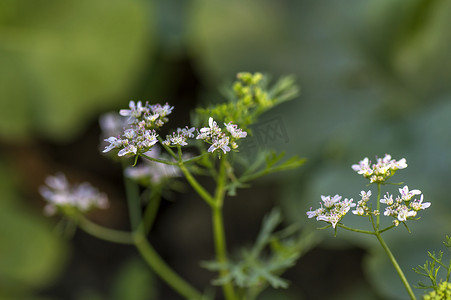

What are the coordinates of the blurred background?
(1, 0, 451, 299)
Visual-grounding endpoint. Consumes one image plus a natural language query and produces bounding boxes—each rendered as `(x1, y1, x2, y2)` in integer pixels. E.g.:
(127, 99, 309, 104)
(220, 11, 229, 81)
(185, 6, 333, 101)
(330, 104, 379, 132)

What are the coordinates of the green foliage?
(111, 258, 157, 300)
(202, 209, 317, 299)
(194, 72, 299, 131)
(0, 160, 68, 299)
(0, 0, 154, 141)
(414, 236, 451, 297)
(227, 151, 306, 196)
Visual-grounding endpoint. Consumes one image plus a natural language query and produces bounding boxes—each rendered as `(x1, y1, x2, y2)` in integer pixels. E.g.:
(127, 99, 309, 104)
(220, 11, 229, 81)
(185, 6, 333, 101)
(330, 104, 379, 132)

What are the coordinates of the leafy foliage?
(202, 208, 317, 299)
(414, 236, 451, 297)
(194, 72, 299, 131)
(226, 150, 306, 196)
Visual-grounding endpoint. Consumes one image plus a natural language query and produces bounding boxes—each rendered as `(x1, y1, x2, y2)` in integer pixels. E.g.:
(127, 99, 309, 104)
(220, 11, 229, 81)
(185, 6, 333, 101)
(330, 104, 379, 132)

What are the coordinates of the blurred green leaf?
(0, 159, 68, 298)
(0, 200, 68, 297)
(111, 257, 157, 300)
(0, 0, 155, 141)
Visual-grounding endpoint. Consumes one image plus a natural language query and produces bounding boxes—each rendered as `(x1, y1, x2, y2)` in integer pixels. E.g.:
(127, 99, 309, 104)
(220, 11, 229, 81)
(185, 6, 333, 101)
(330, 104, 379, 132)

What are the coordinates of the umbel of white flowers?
(102, 101, 247, 156)
(39, 173, 109, 216)
(307, 154, 430, 228)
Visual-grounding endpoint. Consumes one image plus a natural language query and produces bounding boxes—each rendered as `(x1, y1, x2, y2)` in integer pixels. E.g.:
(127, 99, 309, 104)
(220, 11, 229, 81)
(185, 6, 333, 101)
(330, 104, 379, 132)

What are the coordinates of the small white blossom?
(397, 206, 417, 222)
(40, 173, 109, 216)
(208, 136, 231, 154)
(399, 185, 421, 201)
(118, 144, 138, 157)
(380, 185, 429, 223)
(380, 193, 394, 205)
(352, 206, 365, 216)
(306, 194, 355, 228)
(197, 117, 247, 155)
(321, 194, 342, 209)
(225, 122, 247, 139)
(163, 127, 196, 147)
(103, 137, 122, 153)
(410, 195, 431, 211)
(352, 154, 408, 183)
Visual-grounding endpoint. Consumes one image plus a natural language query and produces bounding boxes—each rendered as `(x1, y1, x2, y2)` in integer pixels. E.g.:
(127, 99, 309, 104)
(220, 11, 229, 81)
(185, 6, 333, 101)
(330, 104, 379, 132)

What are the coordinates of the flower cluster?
(120, 101, 173, 128)
(39, 173, 109, 216)
(103, 100, 173, 157)
(381, 185, 430, 226)
(351, 154, 407, 183)
(352, 190, 373, 216)
(306, 195, 355, 228)
(103, 125, 158, 157)
(196, 117, 247, 154)
(423, 282, 451, 300)
(162, 127, 196, 147)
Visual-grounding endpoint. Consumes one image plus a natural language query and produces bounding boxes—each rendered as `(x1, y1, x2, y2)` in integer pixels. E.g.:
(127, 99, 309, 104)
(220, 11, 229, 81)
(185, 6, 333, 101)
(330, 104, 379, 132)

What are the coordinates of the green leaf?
(111, 257, 157, 300)
(0, 0, 155, 141)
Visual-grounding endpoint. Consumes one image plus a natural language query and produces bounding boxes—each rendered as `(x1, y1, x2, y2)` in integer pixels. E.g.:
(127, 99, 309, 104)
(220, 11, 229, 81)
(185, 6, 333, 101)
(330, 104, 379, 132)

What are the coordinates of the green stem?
(140, 153, 178, 165)
(179, 162, 216, 207)
(123, 164, 142, 231)
(133, 231, 203, 300)
(212, 205, 236, 300)
(376, 183, 381, 230)
(212, 158, 237, 300)
(336, 223, 375, 235)
(142, 186, 162, 234)
(375, 232, 416, 300)
(158, 136, 178, 159)
(77, 216, 134, 244)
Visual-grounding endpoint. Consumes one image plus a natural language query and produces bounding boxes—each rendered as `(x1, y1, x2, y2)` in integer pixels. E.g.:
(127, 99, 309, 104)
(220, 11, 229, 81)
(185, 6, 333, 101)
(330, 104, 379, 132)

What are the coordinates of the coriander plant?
(307, 154, 431, 300)
(414, 235, 451, 300)
(40, 72, 314, 300)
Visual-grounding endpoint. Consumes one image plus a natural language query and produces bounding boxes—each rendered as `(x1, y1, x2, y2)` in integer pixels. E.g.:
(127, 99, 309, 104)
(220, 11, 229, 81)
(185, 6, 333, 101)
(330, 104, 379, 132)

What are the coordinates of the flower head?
(163, 127, 196, 147)
(352, 190, 373, 216)
(306, 194, 355, 228)
(380, 185, 429, 223)
(352, 154, 408, 183)
(40, 173, 109, 216)
(196, 117, 247, 155)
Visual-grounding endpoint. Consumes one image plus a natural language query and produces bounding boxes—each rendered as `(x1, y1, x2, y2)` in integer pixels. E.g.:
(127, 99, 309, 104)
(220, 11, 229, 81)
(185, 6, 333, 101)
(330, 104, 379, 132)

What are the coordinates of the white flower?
(410, 195, 431, 211)
(120, 100, 144, 118)
(351, 157, 372, 176)
(306, 206, 325, 219)
(198, 117, 221, 139)
(208, 136, 231, 154)
(307, 194, 354, 228)
(103, 137, 123, 153)
(150, 103, 174, 118)
(40, 173, 109, 216)
(321, 194, 342, 209)
(352, 154, 408, 183)
(393, 158, 407, 169)
(225, 122, 247, 139)
(380, 193, 394, 205)
(317, 214, 340, 228)
(197, 117, 246, 154)
(163, 127, 196, 147)
(397, 206, 417, 222)
(360, 190, 371, 201)
(399, 185, 421, 201)
(352, 206, 365, 216)
(118, 144, 138, 157)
